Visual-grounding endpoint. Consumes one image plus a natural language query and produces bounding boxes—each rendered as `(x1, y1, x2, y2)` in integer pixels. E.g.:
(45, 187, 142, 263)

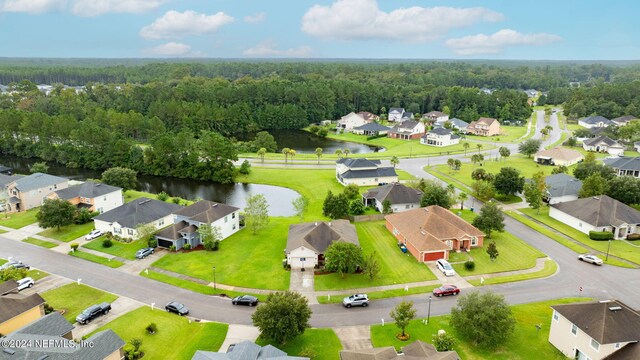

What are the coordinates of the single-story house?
(388, 107, 405, 122)
(340, 340, 460, 360)
(549, 300, 640, 360)
(447, 118, 469, 133)
(352, 122, 391, 136)
(387, 120, 425, 140)
(611, 115, 636, 127)
(541, 173, 583, 204)
(94, 197, 183, 239)
(6, 173, 69, 212)
(385, 206, 484, 262)
(337, 112, 368, 131)
(47, 181, 123, 214)
(534, 147, 584, 166)
(335, 158, 398, 186)
(285, 220, 358, 269)
(155, 200, 240, 250)
(356, 111, 380, 122)
(362, 183, 422, 213)
(582, 136, 625, 156)
(420, 127, 460, 147)
(422, 111, 449, 124)
(467, 117, 500, 136)
(579, 115, 614, 129)
(524, 89, 538, 98)
(604, 156, 640, 178)
(549, 195, 640, 239)
(0, 280, 45, 336)
(193, 340, 308, 360)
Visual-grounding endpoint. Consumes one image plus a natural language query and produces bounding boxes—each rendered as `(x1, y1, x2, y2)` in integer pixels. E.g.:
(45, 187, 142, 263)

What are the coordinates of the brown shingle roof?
(534, 147, 584, 162)
(0, 280, 18, 295)
(0, 292, 45, 323)
(550, 195, 640, 227)
(174, 200, 239, 224)
(286, 220, 359, 253)
(155, 220, 190, 240)
(476, 117, 497, 126)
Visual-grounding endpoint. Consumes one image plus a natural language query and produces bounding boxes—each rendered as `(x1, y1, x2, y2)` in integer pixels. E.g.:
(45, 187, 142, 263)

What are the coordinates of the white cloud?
(0, 0, 64, 14)
(301, 0, 503, 42)
(140, 10, 234, 39)
(446, 29, 562, 55)
(244, 40, 313, 58)
(71, 0, 167, 17)
(144, 42, 193, 56)
(244, 12, 265, 23)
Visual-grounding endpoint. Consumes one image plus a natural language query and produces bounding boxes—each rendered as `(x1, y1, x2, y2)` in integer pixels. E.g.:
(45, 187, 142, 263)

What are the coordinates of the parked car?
(165, 301, 189, 316)
(436, 259, 456, 276)
(135, 247, 155, 259)
(17, 277, 34, 291)
(342, 294, 369, 308)
(85, 229, 104, 241)
(433, 284, 460, 297)
(578, 254, 603, 266)
(232, 295, 259, 306)
(0, 261, 30, 271)
(76, 302, 111, 325)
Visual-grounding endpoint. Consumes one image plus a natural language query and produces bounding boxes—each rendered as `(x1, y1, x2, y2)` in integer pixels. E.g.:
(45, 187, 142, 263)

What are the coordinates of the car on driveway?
(433, 284, 460, 297)
(17, 277, 34, 291)
(232, 295, 259, 306)
(578, 254, 603, 266)
(165, 301, 189, 316)
(0, 261, 30, 271)
(135, 247, 155, 259)
(85, 229, 104, 241)
(76, 302, 111, 325)
(436, 259, 456, 276)
(342, 294, 369, 308)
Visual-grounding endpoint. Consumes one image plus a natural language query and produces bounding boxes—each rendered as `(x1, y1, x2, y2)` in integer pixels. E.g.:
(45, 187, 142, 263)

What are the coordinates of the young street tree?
(458, 192, 468, 210)
(518, 139, 542, 158)
(101, 167, 138, 192)
(390, 156, 400, 168)
(472, 202, 505, 238)
(498, 147, 510, 162)
(244, 193, 270, 234)
(486, 241, 499, 261)
(315, 147, 323, 165)
(463, 142, 470, 155)
(362, 252, 381, 280)
(324, 242, 363, 278)
(198, 223, 222, 251)
(292, 196, 308, 219)
(390, 301, 417, 340)
(257, 148, 267, 164)
(523, 171, 546, 213)
(493, 167, 525, 197)
(450, 291, 515, 348)
(37, 199, 76, 231)
(282, 147, 291, 164)
(252, 291, 311, 345)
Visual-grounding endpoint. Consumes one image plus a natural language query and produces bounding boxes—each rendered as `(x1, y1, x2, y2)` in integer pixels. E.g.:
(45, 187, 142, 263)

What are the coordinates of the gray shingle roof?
(551, 195, 640, 227)
(428, 128, 453, 136)
(13, 173, 68, 192)
(447, 118, 469, 128)
(94, 197, 183, 228)
(0, 165, 11, 173)
(286, 220, 359, 253)
(0, 174, 23, 188)
(155, 220, 190, 240)
(581, 115, 613, 126)
(13, 312, 74, 337)
(340, 167, 397, 179)
(0, 280, 17, 295)
(0, 291, 45, 323)
(390, 121, 420, 132)
(362, 183, 422, 205)
(53, 181, 121, 200)
(583, 136, 622, 147)
(389, 108, 404, 114)
(611, 115, 636, 124)
(174, 200, 239, 224)
(336, 158, 382, 168)
(353, 122, 391, 132)
(604, 156, 640, 171)
(192, 340, 308, 360)
(544, 173, 583, 198)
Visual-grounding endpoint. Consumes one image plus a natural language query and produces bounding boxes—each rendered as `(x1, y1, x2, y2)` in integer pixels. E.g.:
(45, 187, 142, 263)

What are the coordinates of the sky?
(0, 0, 637, 60)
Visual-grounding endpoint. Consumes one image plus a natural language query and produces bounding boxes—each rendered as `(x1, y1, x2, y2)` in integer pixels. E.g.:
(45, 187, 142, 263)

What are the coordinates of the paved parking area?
(71, 296, 144, 338)
(218, 324, 260, 353)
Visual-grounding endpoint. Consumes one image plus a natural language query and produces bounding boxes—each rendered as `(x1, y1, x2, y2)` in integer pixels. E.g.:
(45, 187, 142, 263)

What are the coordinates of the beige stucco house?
(467, 117, 501, 136)
(534, 147, 584, 166)
(285, 220, 359, 269)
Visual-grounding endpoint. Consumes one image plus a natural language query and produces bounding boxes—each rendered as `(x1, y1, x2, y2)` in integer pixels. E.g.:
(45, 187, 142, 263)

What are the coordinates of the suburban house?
(0, 280, 45, 336)
(387, 120, 426, 140)
(340, 340, 460, 360)
(420, 128, 460, 147)
(337, 112, 368, 132)
(467, 117, 501, 136)
(0, 174, 23, 210)
(357, 111, 380, 122)
(2, 311, 125, 360)
(0, 165, 12, 174)
(94, 197, 183, 239)
(422, 111, 449, 124)
(534, 147, 584, 166)
(588, 126, 608, 138)
(539, 173, 583, 205)
(285, 220, 358, 269)
(155, 200, 240, 250)
(5, 173, 69, 212)
(582, 136, 625, 156)
(385, 206, 484, 262)
(335, 158, 398, 186)
(524, 89, 538, 98)
(362, 183, 422, 213)
(550, 195, 640, 239)
(611, 115, 636, 126)
(193, 340, 308, 360)
(549, 300, 640, 360)
(352, 122, 391, 136)
(604, 156, 640, 178)
(388, 107, 405, 122)
(446, 118, 469, 133)
(579, 116, 614, 129)
(47, 181, 123, 214)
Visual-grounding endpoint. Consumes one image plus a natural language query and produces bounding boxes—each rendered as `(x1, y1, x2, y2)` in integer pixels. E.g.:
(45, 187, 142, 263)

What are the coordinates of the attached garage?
(423, 251, 446, 261)
(157, 238, 174, 249)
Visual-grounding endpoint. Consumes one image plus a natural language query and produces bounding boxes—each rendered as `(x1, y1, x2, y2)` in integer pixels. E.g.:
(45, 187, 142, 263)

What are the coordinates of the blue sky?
(0, 0, 637, 59)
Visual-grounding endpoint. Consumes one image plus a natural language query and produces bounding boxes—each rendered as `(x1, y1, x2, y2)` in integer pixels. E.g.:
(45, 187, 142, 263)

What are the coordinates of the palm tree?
(289, 149, 296, 163)
(343, 148, 350, 158)
(315, 147, 323, 165)
(476, 143, 483, 153)
(390, 156, 400, 168)
(282, 147, 291, 164)
(447, 158, 454, 169)
(463, 142, 470, 155)
(458, 192, 468, 210)
(453, 159, 462, 171)
(257, 148, 266, 164)
(335, 149, 343, 159)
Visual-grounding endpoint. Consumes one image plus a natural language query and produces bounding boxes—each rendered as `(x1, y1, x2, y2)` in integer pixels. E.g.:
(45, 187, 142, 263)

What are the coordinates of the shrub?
(43, 303, 54, 314)
(317, 128, 328, 137)
(147, 237, 157, 248)
(183, 244, 191, 251)
(626, 233, 640, 241)
(432, 331, 456, 351)
(156, 191, 169, 201)
(308, 125, 320, 134)
(70, 243, 79, 251)
(464, 260, 475, 271)
(145, 323, 157, 335)
(239, 160, 251, 175)
(298, 347, 316, 358)
(74, 208, 98, 224)
(343, 184, 360, 200)
(171, 197, 182, 204)
(169, 245, 176, 252)
(102, 238, 113, 248)
(589, 231, 614, 241)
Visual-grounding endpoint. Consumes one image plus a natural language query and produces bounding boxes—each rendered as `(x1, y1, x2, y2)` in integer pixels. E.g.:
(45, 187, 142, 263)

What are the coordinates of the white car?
(436, 259, 456, 276)
(85, 229, 104, 241)
(17, 277, 34, 291)
(578, 254, 603, 266)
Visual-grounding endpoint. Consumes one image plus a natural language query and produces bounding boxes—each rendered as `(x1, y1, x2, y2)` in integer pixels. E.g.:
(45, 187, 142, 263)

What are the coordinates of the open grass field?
(69, 250, 125, 268)
(41, 283, 118, 323)
(83, 238, 147, 260)
(90, 306, 228, 360)
(256, 328, 342, 360)
(38, 222, 95, 242)
(0, 209, 38, 229)
(505, 211, 590, 254)
(22, 237, 58, 248)
(371, 298, 589, 360)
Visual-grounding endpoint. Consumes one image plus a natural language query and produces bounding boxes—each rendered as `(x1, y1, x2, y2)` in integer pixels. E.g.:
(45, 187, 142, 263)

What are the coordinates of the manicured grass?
(545, 132, 569, 150)
(153, 219, 291, 290)
(317, 285, 440, 304)
(83, 238, 147, 260)
(0, 209, 39, 229)
(505, 211, 590, 254)
(27, 269, 49, 281)
(494, 194, 522, 204)
(371, 298, 589, 360)
(69, 250, 125, 268)
(38, 222, 95, 242)
(465, 125, 528, 143)
(256, 328, 342, 360)
(468, 259, 557, 286)
(520, 207, 640, 266)
(0, 229, 7, 234)
(314, 221, 437, 291)
(42, 283, 118, 323)
(396, 169, 416, 181)
(91, 306, 228, 360)
(22, 237, 58, 248)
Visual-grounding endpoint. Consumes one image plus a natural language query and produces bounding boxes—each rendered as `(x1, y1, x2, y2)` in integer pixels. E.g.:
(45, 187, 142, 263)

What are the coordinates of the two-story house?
(388, 107, 405, 122)
(335, 158, 398, 186)
(337, 112, 368, 132)
(155, 200, 240, 250)
(47, 181, 123, 214)
(604, 156, 640, 178)
(420, 128, 460, 147)
(579, 116, 614, 129)
(387, 120, 426, 140)
(6, 173, 69, 212)
(422, 111, 449, 125)
(467, 117, 501, 136)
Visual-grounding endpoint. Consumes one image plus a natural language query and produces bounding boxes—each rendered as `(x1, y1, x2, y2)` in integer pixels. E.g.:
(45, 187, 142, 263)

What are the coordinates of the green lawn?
(27, 269, 49, 281)
(494, 194, 522, 204)
(153, 218, 291, 290)
(0, 209, 39, 229)
(545, 132, 569, 150)
(38, 222, 95, 242)
(83, 238, 147, 260)
(90, 306, 228, 360)
(314, 221, 437, 291)
(468, 259, 557, 286)
(41, 283, 118, 323)
(464, 125, 529, 143)
(505, 211, 590, 254)
(22, 237, 58, 248)
(317, 285, 440, 304)
(69, 250, 125, 268)
(0, 229, 7, 234)
(256, 328, 342, 360)
(371, 298, 589, 360)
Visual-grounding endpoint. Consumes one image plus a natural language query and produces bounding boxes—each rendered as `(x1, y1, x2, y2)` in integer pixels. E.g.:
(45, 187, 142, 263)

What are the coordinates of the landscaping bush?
(171, 197, 182, 204)
(589, 231, 614, 241)
(43, 303, 54, 315)
(147, 237, 157, 248)
(0, 268, 27, 281)
(298, 347, 316, 359)
(432, 331, 456, 351)
(169, 245, 176, 252)
(183, 244, 191, 251)
(156, 191, 169, 201)
(74, 208, 98, 224)
(102, 238, 113, 248)
(349, 199, 365, 215)
(145, 323, 157, 335)
(343, 184, 360, 200)
(70, 243, 79, 251)
(308, 125, 320, 134)
(464, 260, 475, 271)
(626, 233, 640, 241)
(317, 128, 328, 137)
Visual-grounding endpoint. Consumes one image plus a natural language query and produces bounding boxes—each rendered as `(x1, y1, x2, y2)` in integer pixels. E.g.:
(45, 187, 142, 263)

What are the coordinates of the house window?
(225, 216, 228, 223)
(232, 224, 236, 230)
(553, 311, 558, 321)
(127, 229, 134, 235)
(114, 228, 121, 234)
(405, 205, 410, 209)
(590, 339, 600, 351)
(571, 324, 578, 336)
(615, 343, 621, 349)
(158, 219, 164, 226)
(103, 196, 107, 201)
(300, 258, 306, 261)
(232, 212, 236, 219)
(471, 236, 478, 246)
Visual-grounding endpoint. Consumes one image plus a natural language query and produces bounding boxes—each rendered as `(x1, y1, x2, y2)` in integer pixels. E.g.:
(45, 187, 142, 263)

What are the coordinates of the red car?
(433, 285, 460, 297)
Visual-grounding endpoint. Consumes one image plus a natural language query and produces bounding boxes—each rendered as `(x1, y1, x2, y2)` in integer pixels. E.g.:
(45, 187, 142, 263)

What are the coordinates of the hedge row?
(589, 231, 614, 241)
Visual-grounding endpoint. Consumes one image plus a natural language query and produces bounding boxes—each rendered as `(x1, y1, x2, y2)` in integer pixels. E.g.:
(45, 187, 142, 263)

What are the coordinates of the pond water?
(1, 157, 300, 216)
(237, 129, 383, 154)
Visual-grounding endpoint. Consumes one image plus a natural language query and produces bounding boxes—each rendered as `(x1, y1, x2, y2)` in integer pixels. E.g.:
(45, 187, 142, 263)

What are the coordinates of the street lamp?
(427, 295, 432, 325)
(212, 266, 216, 290)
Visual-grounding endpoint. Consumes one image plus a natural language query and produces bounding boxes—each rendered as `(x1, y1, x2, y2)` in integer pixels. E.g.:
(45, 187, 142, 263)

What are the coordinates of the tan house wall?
(104, 348, 125, 360)
(549, 311, 626, 360)
(0, 305, 44, 335)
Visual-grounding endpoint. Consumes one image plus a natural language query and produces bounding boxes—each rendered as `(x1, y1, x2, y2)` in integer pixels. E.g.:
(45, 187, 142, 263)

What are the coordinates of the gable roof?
(0, 173, 23, 189)
(423, 111, 447, 118)
(580, 115, 613, 126)
(589, 126, 607, 136)
(551, 195, 640, 227)
(390, 121, 420, 132)
(427, 127, 454, 136)
(583, 135, 622, 147)
(603, 342, 640, 360)
(340, 167, 398, 179)
(401, 112, 413, 119)
(534, 147, 584, 162)
(0, 280, 17, 295)
(604, 156, 640, 171)
(357, 111, 379, 121)
(611, 115, 636, 124)
(353, 122, 391, 132)
(389, 108, 404, 114)
(544, 173, 583, 198)
(175, 200, 239, 224)
(13, 312, 74, 337)
(53, 181, 121, 200)
(193, 340, 308, 360)
(286, 220, 358, 253)
(12, 172, 67, 192)
(447, 118, 469, 128)
(552, 300, 640, 344)
(362, 183, 422, 205)
(94, 197, 183, 229)
(0, 291, 45, 323)
(336, 158, 382, 168)
(475, 117, 498, 126)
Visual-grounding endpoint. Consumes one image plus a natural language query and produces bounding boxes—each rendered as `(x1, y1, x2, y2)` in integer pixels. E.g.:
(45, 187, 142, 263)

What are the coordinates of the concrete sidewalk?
(218, 324, 260, 353)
